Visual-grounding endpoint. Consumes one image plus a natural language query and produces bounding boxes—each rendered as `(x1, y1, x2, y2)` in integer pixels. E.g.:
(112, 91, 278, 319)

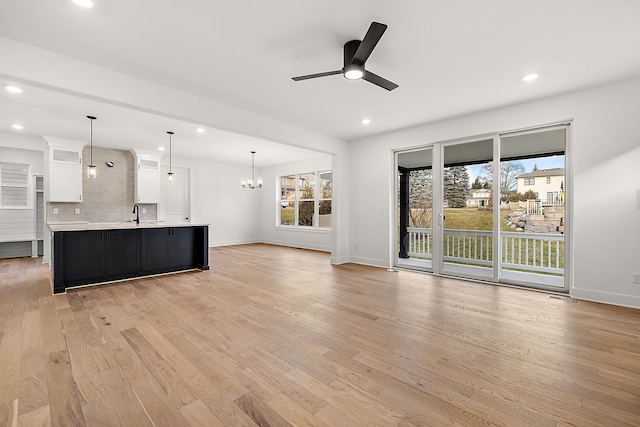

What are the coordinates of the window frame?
(278, 170, 332, 230)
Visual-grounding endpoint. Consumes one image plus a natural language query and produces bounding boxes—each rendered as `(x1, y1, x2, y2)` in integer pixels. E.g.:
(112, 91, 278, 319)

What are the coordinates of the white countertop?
(48, 221, 209, 232)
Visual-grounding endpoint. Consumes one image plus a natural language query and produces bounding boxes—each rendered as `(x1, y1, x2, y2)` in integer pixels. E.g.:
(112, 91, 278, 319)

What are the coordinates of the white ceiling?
(1, 0, 640, 166)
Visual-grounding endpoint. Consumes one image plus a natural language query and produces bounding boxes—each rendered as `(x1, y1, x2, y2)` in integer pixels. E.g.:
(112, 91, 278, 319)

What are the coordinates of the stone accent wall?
(47, 146, 157, 223)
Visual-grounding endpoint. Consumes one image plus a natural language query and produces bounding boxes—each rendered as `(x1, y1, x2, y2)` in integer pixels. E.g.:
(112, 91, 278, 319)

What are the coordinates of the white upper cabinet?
(45, 137, 85, 202)
(131, 149, 162, 203)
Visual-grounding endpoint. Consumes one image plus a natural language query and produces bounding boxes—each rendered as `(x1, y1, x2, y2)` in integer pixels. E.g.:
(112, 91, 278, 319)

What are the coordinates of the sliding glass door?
(394, 124, 569, 292)
(440, 138, 495, 281)
(397, 148, 434, 271)
(498, 127, 566, 288)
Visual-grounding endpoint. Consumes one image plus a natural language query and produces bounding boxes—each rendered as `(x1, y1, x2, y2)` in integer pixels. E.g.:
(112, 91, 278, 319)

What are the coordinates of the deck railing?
(406, 227, 564, 275)
(527, 200, 543, 215)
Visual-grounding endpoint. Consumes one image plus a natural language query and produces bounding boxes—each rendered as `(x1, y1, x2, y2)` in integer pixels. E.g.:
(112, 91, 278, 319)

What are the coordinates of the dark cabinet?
(62, 230, 104, 284)
(140, 228, 171, 273)
(140, 227, 197, 273)
(59, 229, 140, 287)
(105, 229, 141, 277)
(171, 226, 195, 269)
(53, 225, 209, 293)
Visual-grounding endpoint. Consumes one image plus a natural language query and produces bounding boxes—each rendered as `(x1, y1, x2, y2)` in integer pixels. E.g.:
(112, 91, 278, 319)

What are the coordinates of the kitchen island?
(49, 222, 209, 294)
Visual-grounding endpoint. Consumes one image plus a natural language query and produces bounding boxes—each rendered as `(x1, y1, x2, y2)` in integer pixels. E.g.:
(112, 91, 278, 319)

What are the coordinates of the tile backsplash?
(47, 146, 157, 223)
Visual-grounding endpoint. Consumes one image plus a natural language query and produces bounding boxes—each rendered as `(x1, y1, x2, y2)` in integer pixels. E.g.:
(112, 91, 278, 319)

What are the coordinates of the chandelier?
(241, 151, 262, 189)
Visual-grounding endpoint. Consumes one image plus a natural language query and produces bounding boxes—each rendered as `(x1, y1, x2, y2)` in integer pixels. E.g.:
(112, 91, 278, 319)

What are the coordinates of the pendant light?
(241, 151, 262, 189)
(87, 115, 97, 179)
(167, 131, 174, 183)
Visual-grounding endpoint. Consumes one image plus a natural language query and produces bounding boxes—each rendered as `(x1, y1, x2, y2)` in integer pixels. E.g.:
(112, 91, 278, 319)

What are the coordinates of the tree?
(443, 166, 469, 208)
(319, 180, 331, 215)
(471, 177, 483, 189)
(479, 161, 525, 194)
(508, 192, 521, 202)
(298, 183, 314, 226)
(408, 169, 432, 227)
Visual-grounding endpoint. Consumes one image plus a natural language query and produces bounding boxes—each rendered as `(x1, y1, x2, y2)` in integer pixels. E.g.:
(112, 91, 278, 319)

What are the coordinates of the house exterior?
(466, 188, 491, 207)
(516, 168, 565, 205)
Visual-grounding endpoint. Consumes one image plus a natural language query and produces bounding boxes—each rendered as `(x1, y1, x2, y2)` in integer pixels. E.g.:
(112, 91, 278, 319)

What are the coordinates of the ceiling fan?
(292, 21, 398, 91)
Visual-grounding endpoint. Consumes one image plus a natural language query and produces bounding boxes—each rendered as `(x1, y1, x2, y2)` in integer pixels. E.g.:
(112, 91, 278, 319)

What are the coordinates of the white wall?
(258, 155, 332, 252)
(349, 77, 640, 309)
(166, 156, 261, 247)
(0, 133, 45, 172)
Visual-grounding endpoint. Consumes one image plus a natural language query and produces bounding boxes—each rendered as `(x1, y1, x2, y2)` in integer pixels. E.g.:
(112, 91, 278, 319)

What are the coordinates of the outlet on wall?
(633, 273, 640, 284)
(74, 208, 80, 214)
(53, 208, 58, 214)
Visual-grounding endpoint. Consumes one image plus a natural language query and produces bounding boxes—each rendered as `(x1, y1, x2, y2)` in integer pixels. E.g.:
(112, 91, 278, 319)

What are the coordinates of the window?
(0, 163, 30, 208)
(524, 178, 535, 185)
(279, 171, 332, 228)
(546, 176, 551, 184)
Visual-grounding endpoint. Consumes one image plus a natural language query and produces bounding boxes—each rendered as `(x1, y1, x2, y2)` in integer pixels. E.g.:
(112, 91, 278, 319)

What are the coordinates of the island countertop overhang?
(48, 221, 209, 232)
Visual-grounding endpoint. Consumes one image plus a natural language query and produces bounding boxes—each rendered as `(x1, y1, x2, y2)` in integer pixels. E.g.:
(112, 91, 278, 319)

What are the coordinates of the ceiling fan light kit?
(343, 63, 364, 80)
(292, 21, 398, 91)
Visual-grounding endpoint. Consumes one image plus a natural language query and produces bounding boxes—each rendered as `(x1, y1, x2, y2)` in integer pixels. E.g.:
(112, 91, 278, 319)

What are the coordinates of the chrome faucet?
(132, 204, 140, 224)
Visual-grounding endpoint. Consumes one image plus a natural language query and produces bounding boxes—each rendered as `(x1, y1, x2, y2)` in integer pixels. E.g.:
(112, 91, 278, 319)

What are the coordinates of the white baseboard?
(348, 256, 389, 269)
(260, 238, 330, 253)
(210, 239, 259, 247)
(571, 288, 640, 309)
(330, 256, 350, 265)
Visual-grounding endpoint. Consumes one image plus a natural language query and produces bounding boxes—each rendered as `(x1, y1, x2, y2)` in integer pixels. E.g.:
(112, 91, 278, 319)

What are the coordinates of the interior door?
(160, 166, 190, 223)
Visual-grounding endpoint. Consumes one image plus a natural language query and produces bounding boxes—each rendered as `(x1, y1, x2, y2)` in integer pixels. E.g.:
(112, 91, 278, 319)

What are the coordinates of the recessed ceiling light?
(361, 118, 371, 125)
(522, 73, 539, 82)
(196, 128, 205, 133)
(12, 124, 24, 130)
(72, 0, 93, 8)
(158, 147, 165, 151)
(5, 85, 22, 93)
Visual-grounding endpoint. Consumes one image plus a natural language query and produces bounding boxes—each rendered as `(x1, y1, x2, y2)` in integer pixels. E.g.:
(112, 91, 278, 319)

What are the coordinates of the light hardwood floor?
(1, 243, 639, 426)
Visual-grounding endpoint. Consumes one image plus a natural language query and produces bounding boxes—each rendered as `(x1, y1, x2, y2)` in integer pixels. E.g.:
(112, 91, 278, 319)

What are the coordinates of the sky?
(467, 155, 565, 182)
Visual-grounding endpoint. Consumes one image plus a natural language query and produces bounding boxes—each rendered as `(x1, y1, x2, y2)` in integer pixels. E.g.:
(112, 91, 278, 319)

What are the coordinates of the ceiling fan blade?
(363, 70, 398, 91)
(292, 70, 342, 81)
(351, 22, 387, 65)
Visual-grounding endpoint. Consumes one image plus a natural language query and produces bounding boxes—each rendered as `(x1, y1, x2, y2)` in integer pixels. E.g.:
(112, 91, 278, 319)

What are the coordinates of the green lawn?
(410, 208, 517, 232)
(444, 208, 516, 232)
